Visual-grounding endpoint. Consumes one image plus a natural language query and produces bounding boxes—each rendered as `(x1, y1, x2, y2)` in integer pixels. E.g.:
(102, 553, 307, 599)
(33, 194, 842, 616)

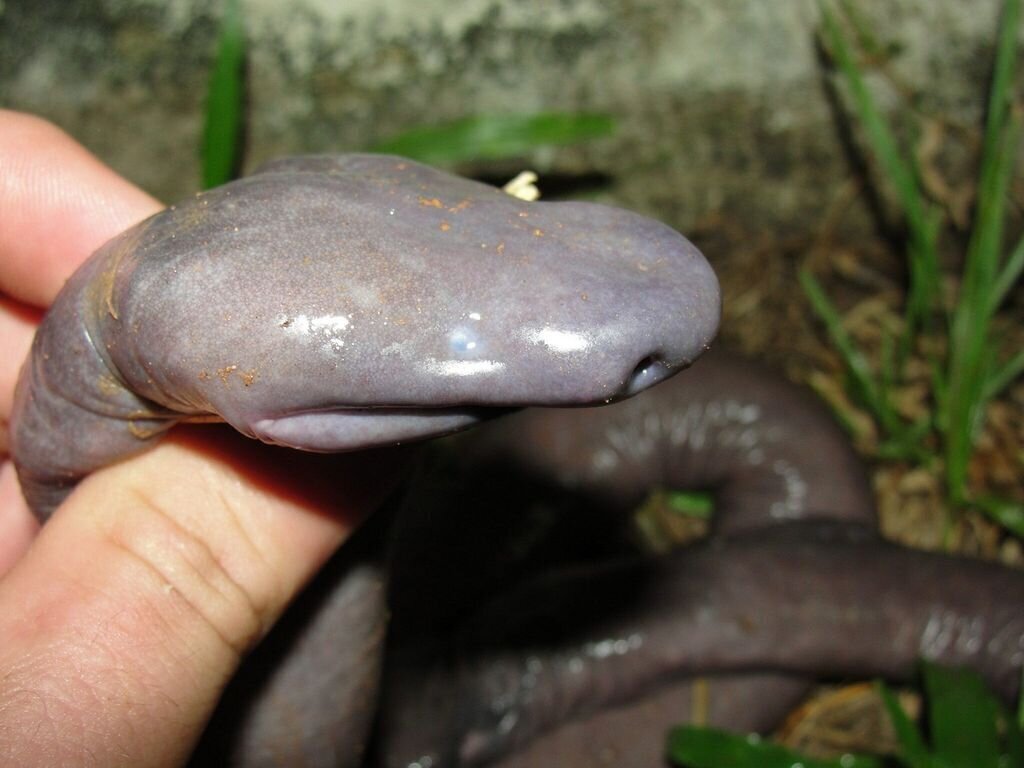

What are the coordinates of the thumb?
(0, 425, 403, 767)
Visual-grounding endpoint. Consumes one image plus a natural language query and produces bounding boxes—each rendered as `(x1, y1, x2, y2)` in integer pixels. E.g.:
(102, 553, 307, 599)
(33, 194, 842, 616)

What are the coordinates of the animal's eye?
(449, 327, 481, 355)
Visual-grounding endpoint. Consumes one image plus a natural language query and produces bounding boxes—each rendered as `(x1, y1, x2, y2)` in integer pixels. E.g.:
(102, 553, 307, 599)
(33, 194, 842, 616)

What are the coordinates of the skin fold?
(10, 155, 1021, 767)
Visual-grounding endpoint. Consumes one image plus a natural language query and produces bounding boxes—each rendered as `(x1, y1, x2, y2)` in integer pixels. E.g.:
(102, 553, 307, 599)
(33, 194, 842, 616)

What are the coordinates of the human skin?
(0, 110, 406, 767)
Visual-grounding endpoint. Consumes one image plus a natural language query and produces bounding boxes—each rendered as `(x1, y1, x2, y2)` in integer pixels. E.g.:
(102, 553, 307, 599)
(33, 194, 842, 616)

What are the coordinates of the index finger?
(0, 112, 163, 570)
(0, 110, 162, 308)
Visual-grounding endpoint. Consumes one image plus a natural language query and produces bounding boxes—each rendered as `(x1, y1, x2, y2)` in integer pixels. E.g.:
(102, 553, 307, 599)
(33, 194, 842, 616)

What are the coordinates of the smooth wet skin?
(11, 154, 719, 516)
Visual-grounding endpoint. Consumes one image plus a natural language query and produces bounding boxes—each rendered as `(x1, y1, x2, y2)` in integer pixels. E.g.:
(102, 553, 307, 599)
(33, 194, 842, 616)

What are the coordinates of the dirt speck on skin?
(217, 365, 238, 385)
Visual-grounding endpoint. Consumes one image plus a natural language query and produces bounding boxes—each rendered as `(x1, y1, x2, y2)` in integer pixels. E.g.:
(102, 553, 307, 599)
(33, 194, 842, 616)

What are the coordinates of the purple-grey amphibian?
(11, 154, 719, 517)
(10, 156, 1022, 768)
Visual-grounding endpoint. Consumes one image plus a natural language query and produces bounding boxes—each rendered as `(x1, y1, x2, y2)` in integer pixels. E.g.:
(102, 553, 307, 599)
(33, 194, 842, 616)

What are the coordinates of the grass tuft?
(805, 0, 1024, 536)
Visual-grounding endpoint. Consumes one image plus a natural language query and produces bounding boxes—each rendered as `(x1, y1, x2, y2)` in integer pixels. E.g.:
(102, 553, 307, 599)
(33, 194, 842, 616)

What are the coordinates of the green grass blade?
(878, 682, 932, 768)
(923, 661, 1002, 768)
(837, 0, 890, 59)
(1008, 708, 1024, 768)
(876, 416, 934, 464)
(879, 321, 897, 406)
(667, 490, 715, 519)
(943, 0, 1020, 503)
(800, 269, 900, 433)
(964, 115, 1020, 326)
(974, 497, 1024, 538)
(985, 348, 1024, 400)
(818, 3, 927, 231)
(371, 113, 615, 166)
(1019, 668, 1024, 729)
(907, 222, 943, 364)
(201, 0, 245, 189)
(931, 353, 949, 431)
(666, 726, 882, 768)
(991, 230, 1024, 313)
(819, 2, 940, 329)
(976, 0, 1020, 207)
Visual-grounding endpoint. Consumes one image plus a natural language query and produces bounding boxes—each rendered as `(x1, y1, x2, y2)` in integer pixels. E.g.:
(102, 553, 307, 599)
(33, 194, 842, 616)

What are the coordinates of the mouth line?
(250, 404, 515, 452)
(267, 403, 519, 419)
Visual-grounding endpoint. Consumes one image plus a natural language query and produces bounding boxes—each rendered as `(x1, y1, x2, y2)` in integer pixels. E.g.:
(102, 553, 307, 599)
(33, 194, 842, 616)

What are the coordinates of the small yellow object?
(502, 170, 540, 201)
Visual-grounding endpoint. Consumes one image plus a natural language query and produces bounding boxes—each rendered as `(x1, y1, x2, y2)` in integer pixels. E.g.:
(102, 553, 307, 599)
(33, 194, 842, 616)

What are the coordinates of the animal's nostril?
(624, 355, 670, 396)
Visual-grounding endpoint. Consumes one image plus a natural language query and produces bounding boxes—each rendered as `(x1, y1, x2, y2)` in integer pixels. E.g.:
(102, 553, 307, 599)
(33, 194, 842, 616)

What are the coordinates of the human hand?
(0, 111, 402, 766)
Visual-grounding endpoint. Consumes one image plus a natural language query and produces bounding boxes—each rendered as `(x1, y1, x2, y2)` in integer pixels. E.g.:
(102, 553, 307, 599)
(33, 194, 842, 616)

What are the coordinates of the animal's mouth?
(251, 406, 515, 452)
(249, 354, 683, 451)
